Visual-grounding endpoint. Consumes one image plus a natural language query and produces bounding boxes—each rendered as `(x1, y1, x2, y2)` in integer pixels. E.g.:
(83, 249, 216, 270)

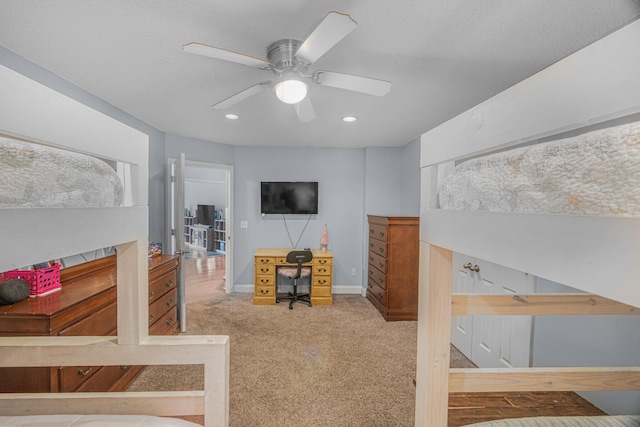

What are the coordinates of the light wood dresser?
(0, 254, 179, 393)
(367, 215, 420, 321)
(253, 248, 333, 306)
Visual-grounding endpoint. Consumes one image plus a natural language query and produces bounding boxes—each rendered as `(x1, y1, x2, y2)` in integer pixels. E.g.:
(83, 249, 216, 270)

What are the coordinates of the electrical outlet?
(351, 268, 356, 276)
(240, 221, 248, 229)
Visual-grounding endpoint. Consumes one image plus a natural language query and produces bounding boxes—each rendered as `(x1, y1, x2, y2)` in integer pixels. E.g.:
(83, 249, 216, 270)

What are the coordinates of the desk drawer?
(313, 257, 332, 266)
(255, 285, 275, 298)
(312, 265, 331, 276)
(255, 257, 274, 265)
(312, 276, 331, 287)
(149, 269, 176, 304)
(368, 239, 387, 258)
(255, 275, 274, 286)
(312, 286, 332, 298)
(255, 264, 275, 275)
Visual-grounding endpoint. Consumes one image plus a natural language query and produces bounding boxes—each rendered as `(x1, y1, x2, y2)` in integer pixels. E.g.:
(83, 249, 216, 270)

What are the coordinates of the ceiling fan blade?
(295, 11, 357, 64)
(314, 71, 391, 97)
(212, 81, 270, 109)
(183, 42, 272, 69)
(295, 96, 316, 123)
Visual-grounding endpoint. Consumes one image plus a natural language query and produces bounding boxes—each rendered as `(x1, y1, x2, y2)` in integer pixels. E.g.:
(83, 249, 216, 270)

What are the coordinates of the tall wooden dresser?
(366, 215, 420, 321)
(0, 254, 179, 392)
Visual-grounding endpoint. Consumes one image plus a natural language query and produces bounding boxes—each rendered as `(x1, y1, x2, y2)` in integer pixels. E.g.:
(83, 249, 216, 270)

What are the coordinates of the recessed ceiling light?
(225, 114, 239, 120)
(342, 116, 358, 122)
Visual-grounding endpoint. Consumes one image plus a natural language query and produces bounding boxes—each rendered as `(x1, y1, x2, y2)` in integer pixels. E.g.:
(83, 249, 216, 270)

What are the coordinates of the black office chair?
(276, 250, 313, 310)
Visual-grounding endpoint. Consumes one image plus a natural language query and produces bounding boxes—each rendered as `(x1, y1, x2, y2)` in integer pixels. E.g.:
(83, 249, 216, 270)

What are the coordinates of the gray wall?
(233, 146, 367, 291)
(532, 278, 640, 415)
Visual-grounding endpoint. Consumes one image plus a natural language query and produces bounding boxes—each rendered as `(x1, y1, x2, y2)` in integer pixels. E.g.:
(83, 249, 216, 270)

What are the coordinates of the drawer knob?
(149, 291, 154, 301)
(119, 365, 129, 370)
(378, 248, 384, 253)
(318, 279, 326, 285)
(76, 367, 93, 377)
(166, 317, 175, 326)
(167, 299, 175, 307)
(260, 278, 269, 284)
(166, 279, 174, 287)
(260, 289, 269, 295)
(261, 268, 269, 273)
(319, 259, 327, 264)
(378, 263, 383, 268)
(379, 232, 384, 237)
(149, 313, 155, 321)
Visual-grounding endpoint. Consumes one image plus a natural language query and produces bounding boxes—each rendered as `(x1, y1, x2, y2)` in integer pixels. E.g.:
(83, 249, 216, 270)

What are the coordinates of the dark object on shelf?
(196, 204, 215, 225)
(0, 278, 30, 305)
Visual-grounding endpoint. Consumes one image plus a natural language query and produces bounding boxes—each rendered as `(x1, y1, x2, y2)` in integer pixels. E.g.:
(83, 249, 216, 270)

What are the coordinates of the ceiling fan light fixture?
(274, 78, 308, 104)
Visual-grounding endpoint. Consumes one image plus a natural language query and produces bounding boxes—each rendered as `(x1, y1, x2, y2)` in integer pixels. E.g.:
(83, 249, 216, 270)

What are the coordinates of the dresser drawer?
(255, 257, 274, 265)
(149, 306, 178, 335)
(367, 279, 387, 306)
(149, 269, 176, 304)
(74, 364, 137, 392)
(369, 224, 387, 242)
(255, 264, 275, 275)
(368, 238, 387, 258)
(149, 288, 176, 326)
(368, 251, 387, 273)
(58, 365, 100, 392)
(368, 265, 387, 289)
(58, 302, 116, 336)
(312, 265, 331, 276)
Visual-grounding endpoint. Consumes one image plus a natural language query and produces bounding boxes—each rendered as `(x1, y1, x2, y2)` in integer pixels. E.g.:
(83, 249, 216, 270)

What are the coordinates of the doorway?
(167, 158, 233, 304)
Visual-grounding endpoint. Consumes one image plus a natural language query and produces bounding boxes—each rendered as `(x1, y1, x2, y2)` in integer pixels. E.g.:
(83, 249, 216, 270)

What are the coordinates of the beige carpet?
(128, 293, 474, 427)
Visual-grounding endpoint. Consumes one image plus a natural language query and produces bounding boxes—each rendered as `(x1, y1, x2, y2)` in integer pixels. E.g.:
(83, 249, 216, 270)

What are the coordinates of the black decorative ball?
(0, 278, 30, 305)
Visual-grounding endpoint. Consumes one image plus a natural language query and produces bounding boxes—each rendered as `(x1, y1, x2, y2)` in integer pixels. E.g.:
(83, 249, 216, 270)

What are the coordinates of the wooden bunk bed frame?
(0, 64, 229, 426)
(414, 19, 640, 426)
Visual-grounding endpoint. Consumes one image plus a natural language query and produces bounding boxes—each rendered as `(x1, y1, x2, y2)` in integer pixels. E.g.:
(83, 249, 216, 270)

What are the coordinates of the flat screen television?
(261, 182, 318, 215)
(196, 204, 215, 225)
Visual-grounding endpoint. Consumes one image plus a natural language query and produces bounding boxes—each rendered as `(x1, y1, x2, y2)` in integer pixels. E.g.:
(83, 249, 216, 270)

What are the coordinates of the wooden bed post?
(415, 242, 452, 427)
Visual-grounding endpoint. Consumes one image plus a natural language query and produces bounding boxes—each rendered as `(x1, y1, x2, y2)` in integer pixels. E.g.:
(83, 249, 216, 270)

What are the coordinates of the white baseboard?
(232, 284, 366, 296)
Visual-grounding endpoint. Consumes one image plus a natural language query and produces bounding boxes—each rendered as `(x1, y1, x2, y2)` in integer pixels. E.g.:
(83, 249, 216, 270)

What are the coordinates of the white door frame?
(165, 157, 234, 293)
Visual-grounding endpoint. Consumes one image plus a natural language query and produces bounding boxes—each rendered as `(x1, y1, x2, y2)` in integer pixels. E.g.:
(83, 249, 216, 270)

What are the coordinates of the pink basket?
(4, 264, 61, 296)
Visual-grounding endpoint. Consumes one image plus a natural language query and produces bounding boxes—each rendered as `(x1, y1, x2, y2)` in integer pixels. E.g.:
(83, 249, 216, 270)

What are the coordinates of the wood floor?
(448, 391, 604, 426)
(184, 253, 226, 304)
(181, 255, 605, 425)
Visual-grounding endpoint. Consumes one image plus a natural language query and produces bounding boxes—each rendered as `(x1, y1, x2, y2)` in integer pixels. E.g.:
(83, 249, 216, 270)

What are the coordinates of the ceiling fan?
(183, 11, 391, 122)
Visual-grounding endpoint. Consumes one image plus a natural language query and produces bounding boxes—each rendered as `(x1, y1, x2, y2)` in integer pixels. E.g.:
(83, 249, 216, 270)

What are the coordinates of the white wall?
(184, 166, 227, 219)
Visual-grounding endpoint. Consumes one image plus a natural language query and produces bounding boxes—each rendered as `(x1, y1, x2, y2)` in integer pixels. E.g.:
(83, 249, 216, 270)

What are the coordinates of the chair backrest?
(286, 250, 313, 279)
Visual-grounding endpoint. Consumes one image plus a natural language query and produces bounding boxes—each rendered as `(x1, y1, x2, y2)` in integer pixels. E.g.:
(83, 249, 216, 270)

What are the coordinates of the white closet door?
(470, 260, 532, 368)
(451, 252, 474, 356)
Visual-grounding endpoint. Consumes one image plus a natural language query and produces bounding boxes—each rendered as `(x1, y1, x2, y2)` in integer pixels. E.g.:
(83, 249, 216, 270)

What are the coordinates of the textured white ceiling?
(1, 1, 639, 148)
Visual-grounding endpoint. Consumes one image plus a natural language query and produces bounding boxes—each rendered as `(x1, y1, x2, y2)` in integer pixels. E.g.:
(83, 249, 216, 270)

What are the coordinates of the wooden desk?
(253, 248, 333, 306)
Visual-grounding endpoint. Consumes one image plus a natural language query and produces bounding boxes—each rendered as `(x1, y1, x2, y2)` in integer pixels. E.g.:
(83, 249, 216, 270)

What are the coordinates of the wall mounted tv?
(261, 182, 318, 215)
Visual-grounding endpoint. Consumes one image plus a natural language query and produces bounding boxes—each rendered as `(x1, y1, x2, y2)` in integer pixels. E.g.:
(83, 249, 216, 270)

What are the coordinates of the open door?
(166, 153, 187, 332)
